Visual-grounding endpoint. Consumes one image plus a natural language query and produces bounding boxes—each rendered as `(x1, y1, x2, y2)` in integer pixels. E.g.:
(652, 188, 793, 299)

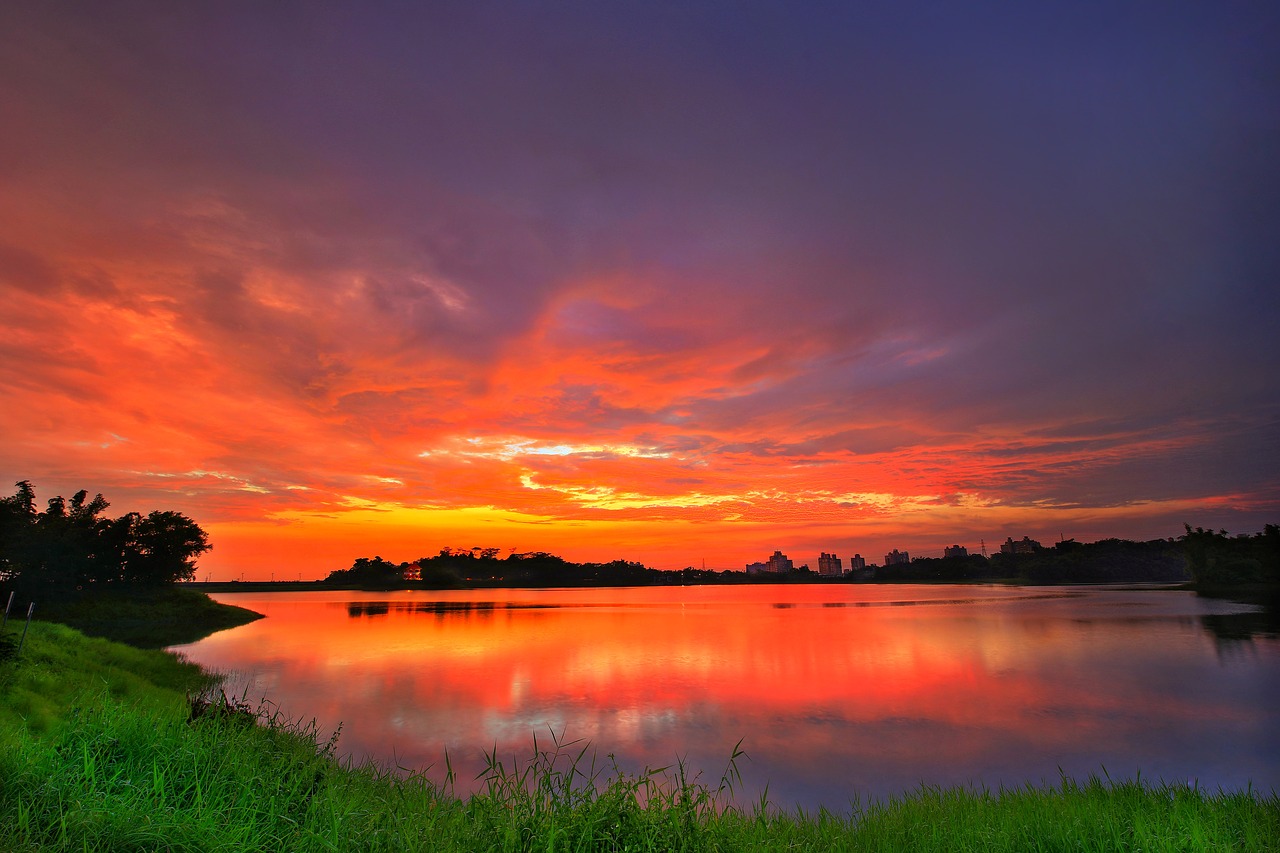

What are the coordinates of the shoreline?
(187, 576, 1199, 592)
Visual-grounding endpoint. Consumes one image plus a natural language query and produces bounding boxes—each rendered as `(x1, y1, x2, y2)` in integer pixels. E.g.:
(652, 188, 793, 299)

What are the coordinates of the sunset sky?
(2, 2, 1277, 579)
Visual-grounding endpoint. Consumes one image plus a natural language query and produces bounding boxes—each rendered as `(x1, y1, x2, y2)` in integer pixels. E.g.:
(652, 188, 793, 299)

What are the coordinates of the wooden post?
(1, 589, 12, 631)
(16, 602, 34, 656)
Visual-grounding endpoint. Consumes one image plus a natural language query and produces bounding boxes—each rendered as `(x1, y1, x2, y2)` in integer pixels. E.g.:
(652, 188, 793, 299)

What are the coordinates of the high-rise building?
(766, 550, 794, 573)
(850, 553, 866, 570)
(884, 549, 911, 565)
(817, 552, 843, 576)
(943, 544, 968, 559)
(1000, 536, 1041, 555)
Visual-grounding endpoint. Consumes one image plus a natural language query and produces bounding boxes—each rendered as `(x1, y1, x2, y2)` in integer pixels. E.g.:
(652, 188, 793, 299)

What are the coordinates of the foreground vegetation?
(2, 616, 1277, 851)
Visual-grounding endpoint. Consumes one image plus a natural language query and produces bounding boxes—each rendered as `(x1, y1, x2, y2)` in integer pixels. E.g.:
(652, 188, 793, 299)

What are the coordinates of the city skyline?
(2, 3, 1277, 580)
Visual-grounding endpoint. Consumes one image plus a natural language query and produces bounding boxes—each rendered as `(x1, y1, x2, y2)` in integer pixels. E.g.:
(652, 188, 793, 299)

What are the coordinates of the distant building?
(884, 549, 911, 565)
(766, 550, 794, 573)
(817, 552, 843, 576)
(849, 553, 866, 571)
(1000, 536, 1041, 555)
(745, 561, 769, 574)
(943, 544, 968, 559)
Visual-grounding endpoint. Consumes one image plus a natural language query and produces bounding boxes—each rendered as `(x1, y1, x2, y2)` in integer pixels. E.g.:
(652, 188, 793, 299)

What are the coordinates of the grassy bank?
(2, 612, 1277, 850)
(0, 620, 211, 737)
(25, 585, 264, 647)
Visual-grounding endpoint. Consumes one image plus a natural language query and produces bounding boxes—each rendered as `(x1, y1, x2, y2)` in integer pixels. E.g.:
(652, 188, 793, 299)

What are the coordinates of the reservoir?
(173, 584, 1280, 810)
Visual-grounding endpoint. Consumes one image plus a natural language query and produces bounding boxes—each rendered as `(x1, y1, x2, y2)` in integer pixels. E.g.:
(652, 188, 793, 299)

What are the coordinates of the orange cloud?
(2, 4, 1276, 579)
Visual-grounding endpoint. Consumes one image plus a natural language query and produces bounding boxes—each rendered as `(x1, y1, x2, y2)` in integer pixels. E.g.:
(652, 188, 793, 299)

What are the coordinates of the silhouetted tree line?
(861, 530, 1279, 586)
(323, 556, 404, 587)
(871, 554, 1002, 583)
(323, 548, 666, 589)
(0, 481, 211, 596)
(321, 525, 1280, 590)
(1179, 524, 1280, 588)
(986, 537, 1191, 584)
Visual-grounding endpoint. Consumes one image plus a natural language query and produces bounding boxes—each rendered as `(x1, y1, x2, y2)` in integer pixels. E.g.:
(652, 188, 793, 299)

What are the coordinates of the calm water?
(173, 585, 1280, 809)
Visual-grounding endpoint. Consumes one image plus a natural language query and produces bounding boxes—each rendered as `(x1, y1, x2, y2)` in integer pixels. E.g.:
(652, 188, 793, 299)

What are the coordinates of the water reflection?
(346, 600, 560, 618)
(174, 585, 1280, 809)
(1199, 601, 1280, 642)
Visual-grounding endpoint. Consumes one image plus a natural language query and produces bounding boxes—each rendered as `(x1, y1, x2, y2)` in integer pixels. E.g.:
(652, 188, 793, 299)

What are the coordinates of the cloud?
(0, 2, 1277, 576)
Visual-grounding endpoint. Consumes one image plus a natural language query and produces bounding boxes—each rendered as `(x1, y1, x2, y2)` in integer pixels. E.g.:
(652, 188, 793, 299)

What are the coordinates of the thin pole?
(2, 590, 13, 630)
(17, 602, 34, 656)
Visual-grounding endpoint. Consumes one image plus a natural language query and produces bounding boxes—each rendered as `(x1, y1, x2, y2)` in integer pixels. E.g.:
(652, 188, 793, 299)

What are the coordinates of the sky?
(2, 1, 1277, 579)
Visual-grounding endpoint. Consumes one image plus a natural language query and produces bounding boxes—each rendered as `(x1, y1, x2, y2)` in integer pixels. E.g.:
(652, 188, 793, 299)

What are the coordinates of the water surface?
(174, 584, 1280, 809)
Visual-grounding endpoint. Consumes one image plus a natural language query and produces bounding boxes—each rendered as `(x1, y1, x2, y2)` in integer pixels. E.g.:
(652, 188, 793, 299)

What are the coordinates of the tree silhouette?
(0, 481, 211, 594)
(126, 511, 211, 585)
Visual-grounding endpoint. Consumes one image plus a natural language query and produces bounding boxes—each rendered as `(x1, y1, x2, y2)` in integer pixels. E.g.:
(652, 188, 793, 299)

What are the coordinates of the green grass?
(1, 620, 1276, 852)
(0, 621, 210, 738)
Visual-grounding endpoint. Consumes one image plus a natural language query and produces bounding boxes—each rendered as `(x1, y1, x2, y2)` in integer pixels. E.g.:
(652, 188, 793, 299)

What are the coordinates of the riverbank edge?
(25, 585, 266, 647)
(2, 593, 1278, 850)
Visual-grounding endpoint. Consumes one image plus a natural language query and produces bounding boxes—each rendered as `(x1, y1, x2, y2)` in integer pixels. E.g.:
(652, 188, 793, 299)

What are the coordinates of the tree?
(0, 482, 211, 593)
(34, 489, 113, 589)
(323, 556, 403, 587)
(0, 480, 37, 583)
(125, 511, 212, 585)
(1180, 524, 1279, 587)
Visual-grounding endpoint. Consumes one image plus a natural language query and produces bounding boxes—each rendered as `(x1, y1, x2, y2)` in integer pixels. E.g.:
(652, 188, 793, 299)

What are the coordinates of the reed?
(2, 621, 1276, 852)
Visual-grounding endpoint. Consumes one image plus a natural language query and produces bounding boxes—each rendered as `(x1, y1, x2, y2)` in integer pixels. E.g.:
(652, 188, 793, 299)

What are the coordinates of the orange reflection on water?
(177, 585, 1278, 808)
